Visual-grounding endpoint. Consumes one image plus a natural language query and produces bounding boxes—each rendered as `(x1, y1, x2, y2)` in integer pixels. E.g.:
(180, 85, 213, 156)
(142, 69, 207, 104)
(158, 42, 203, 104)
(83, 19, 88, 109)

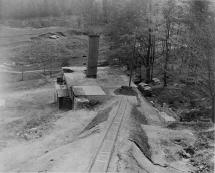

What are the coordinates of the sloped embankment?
(110, 91, 197, 173)
(108, 98, 153, 172)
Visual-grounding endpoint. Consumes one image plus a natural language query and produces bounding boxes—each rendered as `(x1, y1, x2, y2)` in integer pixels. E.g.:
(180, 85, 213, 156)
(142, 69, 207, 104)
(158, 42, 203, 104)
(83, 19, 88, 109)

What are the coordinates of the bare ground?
(0, 25, 214, 173)
(0, 76, 119, 172)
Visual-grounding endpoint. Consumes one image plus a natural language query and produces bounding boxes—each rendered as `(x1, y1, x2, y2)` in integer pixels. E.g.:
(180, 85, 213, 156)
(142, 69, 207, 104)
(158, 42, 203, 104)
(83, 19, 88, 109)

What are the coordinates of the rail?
(87, 96, 128, 172)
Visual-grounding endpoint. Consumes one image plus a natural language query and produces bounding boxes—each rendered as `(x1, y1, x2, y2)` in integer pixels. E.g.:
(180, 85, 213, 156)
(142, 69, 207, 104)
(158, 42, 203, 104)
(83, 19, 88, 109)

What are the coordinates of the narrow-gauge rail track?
(87, 96, 128, 173)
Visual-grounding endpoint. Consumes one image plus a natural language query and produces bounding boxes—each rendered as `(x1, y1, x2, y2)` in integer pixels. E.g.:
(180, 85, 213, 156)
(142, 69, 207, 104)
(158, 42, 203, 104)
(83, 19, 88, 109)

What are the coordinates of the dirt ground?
(107, 90, 214, 173)
(0, 25, 214, 173)
(0, 75, 214, 172)
(0, 75, 120, 172)
(0, 24, 110, 172)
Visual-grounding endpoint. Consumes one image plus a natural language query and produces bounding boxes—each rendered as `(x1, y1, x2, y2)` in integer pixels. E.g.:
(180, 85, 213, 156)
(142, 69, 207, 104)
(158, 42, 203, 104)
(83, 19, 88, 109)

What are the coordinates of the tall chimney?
(87, 35, 100, 78)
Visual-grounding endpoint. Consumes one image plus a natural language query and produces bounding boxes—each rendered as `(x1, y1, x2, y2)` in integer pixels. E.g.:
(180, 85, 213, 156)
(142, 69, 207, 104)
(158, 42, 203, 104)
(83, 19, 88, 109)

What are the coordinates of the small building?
(55, 67, 107, 109)
(55, 66, 134, 109)
(55, 34, 134, 109)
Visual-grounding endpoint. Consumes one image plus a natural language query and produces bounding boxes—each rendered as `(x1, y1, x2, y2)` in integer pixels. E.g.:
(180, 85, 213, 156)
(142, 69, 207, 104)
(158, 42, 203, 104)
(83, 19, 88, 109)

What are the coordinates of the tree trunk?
(163, 51, 168, 87)
(163, 23, 170, 87)
(21, 64, 24, 81)
(129, 62, 133, 87)
(129, 35, 136, 87)
(43, 63, 46, 74)
(150, 35, 155, 80)
(212, 95, 215, 123)
(146, 30, 152, 83)
(146, 66, 151, 83)
(50, 57, 52, 77)
(103, 0, 108, 23)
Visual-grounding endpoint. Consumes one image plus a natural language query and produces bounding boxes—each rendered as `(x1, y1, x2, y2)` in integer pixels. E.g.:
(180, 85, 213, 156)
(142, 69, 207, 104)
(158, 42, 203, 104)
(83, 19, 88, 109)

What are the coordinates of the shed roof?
(72, 86, 106, 96)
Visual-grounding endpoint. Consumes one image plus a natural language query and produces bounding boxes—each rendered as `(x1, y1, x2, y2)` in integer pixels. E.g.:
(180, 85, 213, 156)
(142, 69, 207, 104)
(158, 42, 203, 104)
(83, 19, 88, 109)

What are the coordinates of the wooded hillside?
(0, 0, 214, 121)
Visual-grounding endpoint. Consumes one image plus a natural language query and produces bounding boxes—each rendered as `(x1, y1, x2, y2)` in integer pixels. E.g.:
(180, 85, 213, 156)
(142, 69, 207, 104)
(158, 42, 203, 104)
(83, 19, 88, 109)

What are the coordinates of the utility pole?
(50, 56, 52, 77)
(17, 63, 24, 81)
(129, 34, 137, 87)
(103, 0, 108, 23)
(48, 41, 52, 77)
(21, 64, 24, 81)
(43, 62, 46, 74)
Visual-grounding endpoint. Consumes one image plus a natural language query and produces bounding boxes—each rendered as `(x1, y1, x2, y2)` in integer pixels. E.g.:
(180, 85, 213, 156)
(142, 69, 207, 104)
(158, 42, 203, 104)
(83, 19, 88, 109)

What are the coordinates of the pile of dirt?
(75, 99, 101, 110)
(129, 124, 151, 160)
(82, 106, 112, 132)
(114, 86, 137, 96)
(131, 106, 148, 126)
(107, 101, 153, 173)
(31, 32, 66, 40)
(80, 98, 117, 134)
(128, 106, 151, 164)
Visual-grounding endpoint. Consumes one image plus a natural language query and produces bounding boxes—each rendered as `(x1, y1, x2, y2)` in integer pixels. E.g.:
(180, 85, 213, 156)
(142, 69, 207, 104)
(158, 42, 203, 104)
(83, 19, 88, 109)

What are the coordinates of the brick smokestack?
(87, 35, 100, 78)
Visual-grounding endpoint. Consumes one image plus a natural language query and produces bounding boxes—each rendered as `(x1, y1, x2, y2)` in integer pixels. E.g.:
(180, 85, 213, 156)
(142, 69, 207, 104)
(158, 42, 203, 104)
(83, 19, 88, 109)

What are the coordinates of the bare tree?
(162, 0, 176, 86)
(102, 0, 108, 23)
(187, 0, 215, 122)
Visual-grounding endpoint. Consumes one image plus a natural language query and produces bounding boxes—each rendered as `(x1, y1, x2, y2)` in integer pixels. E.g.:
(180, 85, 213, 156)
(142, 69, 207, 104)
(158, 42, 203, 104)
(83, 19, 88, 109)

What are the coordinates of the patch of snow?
(49, 35, 59, 39)
(160, 112, 175, 122)
(0, 99, 5, 107)
(0, 65, 9, 70)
